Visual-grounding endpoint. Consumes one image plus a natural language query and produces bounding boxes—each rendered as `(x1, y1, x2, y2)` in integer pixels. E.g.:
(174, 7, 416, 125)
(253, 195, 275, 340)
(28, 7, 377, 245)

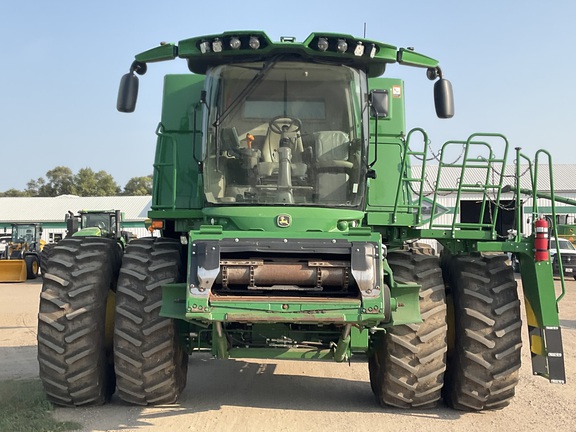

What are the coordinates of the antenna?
(363, 22, 367, 38)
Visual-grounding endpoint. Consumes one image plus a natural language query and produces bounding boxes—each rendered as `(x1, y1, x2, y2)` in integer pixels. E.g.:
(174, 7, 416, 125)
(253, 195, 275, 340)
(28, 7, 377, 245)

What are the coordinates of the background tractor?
(38, 31, 566, 411)
(66, 209, 135, 248)
(0, 223, 44, 282)
(41, 209, 134, 274)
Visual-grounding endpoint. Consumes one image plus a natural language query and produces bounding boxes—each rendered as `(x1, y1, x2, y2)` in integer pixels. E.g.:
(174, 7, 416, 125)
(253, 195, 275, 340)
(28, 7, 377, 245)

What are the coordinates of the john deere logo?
(276, 214, 291, 227)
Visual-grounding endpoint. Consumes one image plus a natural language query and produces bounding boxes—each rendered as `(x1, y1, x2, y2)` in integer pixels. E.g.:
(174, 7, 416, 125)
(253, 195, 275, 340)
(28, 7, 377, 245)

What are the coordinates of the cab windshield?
(81, 213, 115, 233)
(12, 224, 36, 243)
(552, 239, 576, 251)
(202, 61, 367, 207)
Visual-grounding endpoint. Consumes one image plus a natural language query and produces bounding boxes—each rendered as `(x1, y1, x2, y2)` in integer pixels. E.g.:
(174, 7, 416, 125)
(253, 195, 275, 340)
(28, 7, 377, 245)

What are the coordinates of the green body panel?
(366, 78, 407, 211)
(72, 227, 103, 237)
(201, 206, 364, 232)
(152, 74, 205, 211)
(125, 31, 564, 376)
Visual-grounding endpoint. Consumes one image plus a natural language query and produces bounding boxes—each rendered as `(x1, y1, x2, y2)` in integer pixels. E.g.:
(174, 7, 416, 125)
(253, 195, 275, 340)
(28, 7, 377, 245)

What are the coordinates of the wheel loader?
(38, 31, 566, 411)
(0, 223, 44, 282)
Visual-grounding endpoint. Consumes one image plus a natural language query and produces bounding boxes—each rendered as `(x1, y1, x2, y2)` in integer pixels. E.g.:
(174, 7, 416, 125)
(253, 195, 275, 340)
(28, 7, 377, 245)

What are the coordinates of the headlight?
(369, 43, 377, 58)
(249, 36, 260, 49)
(229, 37, 241, 50)
(199, 40, 211, 54)
(212, 38, 223, 53)
(354, 41, 364, 56)
(336, 39, 347, 53)
(317, 37, 329, 52)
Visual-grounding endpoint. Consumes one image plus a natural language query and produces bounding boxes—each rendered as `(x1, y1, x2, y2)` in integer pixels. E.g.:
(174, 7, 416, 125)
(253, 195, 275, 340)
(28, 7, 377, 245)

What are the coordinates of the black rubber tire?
(368, 349, 380, 397)
(37, 237, 121, 406)
(25, 255, 39, 279)
(114, 237, 188, 405)
(369, 250, 447, 408)
(40, 243, 56, 274)
(441, 252, 522, 411)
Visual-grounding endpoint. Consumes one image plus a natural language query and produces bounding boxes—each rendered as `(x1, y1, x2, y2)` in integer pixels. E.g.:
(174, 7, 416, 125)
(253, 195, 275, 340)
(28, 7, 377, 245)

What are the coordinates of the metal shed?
(0, 195, 152, 242)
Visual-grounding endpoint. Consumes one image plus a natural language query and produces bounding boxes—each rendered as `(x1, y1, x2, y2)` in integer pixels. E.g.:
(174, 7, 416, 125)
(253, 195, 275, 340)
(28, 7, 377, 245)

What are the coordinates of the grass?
(0, 379, 82, 432)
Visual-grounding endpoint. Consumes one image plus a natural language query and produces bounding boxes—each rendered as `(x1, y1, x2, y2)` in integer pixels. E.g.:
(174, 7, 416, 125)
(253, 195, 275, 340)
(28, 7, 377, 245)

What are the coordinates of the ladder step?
(529, 326, 566, 383)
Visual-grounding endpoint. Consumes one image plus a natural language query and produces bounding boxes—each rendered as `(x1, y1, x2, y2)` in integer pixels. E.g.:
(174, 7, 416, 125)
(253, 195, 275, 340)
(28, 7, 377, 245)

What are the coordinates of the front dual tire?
(369, 250, 522, 411)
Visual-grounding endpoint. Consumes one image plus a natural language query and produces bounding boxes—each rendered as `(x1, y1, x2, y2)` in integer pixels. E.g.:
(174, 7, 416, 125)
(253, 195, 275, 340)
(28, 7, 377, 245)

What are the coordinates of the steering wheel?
(269, 116, 302, 135)
(97, 221, 107, 230)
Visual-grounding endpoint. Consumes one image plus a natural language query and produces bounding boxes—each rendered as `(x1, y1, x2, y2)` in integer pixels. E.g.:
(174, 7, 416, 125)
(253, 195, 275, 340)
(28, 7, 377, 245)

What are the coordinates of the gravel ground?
(1, 276, 575, 432)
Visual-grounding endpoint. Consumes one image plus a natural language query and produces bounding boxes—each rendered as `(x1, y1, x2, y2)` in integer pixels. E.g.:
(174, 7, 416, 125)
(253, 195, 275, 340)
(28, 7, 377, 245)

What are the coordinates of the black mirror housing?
(117, 73, 139, 113)
(434, 79, 454, 119)
(369, 89, 389, 118)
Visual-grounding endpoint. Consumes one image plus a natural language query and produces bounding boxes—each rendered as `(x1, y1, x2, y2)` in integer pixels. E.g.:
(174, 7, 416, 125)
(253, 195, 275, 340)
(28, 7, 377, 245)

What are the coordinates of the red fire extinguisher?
(534, 218, 549, 262)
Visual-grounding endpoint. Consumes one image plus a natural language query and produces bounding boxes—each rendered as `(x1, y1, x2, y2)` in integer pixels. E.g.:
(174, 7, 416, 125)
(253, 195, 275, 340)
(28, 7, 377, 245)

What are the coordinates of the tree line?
(0, 166, 152, 197)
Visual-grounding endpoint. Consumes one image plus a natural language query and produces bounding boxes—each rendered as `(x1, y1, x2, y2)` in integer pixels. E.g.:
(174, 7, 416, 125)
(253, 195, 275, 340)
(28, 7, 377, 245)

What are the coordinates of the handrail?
(514, 148, 566, 303)
(534, 150, 566, 302)
(428, 133, 509, 239)
(152, 123, 178, 210)
(393, 128, 428, 224)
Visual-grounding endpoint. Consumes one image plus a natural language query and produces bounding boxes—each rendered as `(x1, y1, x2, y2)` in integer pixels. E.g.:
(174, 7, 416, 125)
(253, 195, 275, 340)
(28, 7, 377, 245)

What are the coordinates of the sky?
(1, 1, 574, 192)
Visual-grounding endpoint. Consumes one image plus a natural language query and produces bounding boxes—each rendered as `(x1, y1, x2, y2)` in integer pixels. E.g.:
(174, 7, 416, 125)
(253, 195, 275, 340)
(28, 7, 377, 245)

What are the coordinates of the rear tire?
(114, 237, 188, 405)
(40, 243, 56, 274)
(37, 237, 121, 406)
(25, 255, 39, 279)
(441, 252, 522, 411)
(369, 250, 447, 408)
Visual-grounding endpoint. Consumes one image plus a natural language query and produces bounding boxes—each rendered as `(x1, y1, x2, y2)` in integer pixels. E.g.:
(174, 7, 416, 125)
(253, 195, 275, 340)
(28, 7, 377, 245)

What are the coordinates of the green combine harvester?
(38, 31, 566, 411)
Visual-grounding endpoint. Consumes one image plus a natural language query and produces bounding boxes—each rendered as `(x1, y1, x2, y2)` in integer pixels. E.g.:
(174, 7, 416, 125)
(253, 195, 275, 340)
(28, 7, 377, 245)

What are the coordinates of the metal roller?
(218, 259, 350, 289)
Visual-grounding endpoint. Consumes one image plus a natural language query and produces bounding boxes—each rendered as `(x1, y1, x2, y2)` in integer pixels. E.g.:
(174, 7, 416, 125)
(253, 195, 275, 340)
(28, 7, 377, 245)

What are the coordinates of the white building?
(0, 195, 153, 242)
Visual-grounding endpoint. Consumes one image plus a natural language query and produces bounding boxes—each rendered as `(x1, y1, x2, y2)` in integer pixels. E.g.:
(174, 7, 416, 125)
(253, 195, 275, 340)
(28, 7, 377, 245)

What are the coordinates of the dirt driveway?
(1, 277, 575, 432)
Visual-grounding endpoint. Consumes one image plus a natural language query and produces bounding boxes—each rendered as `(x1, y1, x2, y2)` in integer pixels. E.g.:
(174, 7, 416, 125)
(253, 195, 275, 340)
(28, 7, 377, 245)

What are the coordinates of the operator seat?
(313, 131, 353, 202)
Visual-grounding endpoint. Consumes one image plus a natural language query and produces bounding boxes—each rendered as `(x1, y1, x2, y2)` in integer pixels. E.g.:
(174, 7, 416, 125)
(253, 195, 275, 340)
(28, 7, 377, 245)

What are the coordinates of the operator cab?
(12, 224, 38, 243)
(202, 61, 368, 207)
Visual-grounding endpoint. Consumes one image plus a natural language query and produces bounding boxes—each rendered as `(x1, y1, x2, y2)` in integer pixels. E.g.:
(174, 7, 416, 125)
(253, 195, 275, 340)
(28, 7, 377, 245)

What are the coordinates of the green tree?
(25, 178, 45, 197)
(38, 166, 76, 197)
(1, 166, 150, 197)
(73, 168, 120, 196)
(123, 175, 153, 196)
(0, 188, 27, 197)
(94, 170, 121, 196)
(74, 168, 100, 196)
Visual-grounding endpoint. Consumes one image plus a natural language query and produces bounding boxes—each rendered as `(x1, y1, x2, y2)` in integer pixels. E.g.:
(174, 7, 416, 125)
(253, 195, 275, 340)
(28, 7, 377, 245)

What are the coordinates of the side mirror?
(434, 79, 454, 119)
(369, 89, 389, 118)
(117, 72, 139, 113)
